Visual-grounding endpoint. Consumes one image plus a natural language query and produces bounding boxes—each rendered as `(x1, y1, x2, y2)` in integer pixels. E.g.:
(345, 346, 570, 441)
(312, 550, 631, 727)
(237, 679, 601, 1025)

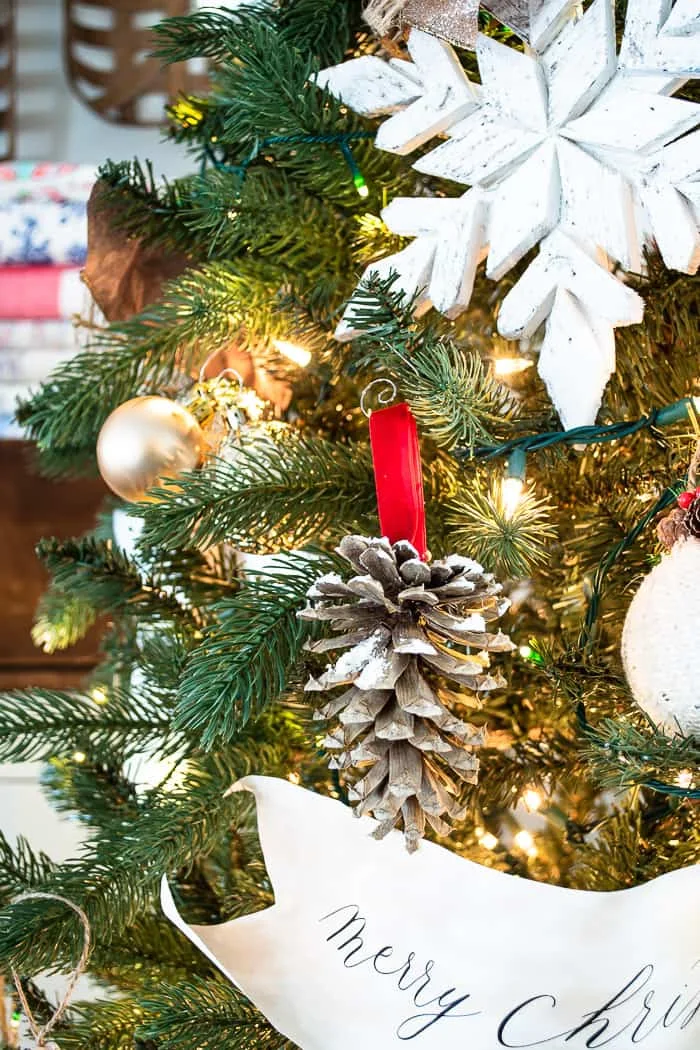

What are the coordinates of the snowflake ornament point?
(323, 0, 700, 428)
(317, 29, 477, 157)
(620, 0, 700, 75)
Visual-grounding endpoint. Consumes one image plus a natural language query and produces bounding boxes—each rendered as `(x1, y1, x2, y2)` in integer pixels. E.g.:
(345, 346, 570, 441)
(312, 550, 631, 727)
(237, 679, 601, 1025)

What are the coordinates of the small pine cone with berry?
(686, 496, 700, 539)
(659, 487, 700, 549)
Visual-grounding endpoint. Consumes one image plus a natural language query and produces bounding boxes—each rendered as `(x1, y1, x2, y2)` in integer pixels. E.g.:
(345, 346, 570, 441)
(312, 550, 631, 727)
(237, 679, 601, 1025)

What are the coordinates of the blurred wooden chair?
(0, 0, 15, 160)
(0, 441, 106, 689)
(63, 0, 209, 126)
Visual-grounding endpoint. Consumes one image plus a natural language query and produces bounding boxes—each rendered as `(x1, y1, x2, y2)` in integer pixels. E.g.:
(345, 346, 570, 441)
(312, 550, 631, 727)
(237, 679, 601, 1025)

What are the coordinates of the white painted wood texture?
(317, 29, 478, 155)
(320, 0, 700, 430)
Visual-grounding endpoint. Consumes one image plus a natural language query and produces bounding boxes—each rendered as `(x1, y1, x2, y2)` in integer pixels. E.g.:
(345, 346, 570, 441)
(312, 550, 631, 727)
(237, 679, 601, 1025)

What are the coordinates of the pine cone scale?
(300, 535, 513, 849)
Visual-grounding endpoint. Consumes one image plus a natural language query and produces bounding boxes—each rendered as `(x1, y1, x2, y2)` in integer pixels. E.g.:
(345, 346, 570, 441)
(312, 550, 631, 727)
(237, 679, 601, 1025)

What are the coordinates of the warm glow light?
(522, 789, 543, 813)
(479, 831, 499, 851)
(676, 770, 693, 789)
(501, 476, 524, 519)
(493, 357, 533, 377)
(72, 750, 87, 764)
(237, 389, 266, 423)
(287, 771, 301, 785)
(91, 686, 108, 705)
(273, 338, 312, 368)
(514, 829, 535, 853)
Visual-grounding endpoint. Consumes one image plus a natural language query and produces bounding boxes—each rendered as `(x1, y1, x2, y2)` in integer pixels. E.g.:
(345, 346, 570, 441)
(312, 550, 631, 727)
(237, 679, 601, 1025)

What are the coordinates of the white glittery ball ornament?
(622, 537, 700, 737)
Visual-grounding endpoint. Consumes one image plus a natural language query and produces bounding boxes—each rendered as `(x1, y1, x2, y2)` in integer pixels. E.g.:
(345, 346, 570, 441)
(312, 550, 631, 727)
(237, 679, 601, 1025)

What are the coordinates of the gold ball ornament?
(96, 396, 206, 502)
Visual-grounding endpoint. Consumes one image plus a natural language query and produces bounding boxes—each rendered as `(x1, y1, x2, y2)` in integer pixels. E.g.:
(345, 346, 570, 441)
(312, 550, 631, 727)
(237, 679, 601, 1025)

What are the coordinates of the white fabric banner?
(162, 776, 700, 1049)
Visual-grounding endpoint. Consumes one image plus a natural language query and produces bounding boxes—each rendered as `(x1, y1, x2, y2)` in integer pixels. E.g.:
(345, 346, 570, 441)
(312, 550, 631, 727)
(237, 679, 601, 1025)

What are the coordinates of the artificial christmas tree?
(0, 0, 698, 1047)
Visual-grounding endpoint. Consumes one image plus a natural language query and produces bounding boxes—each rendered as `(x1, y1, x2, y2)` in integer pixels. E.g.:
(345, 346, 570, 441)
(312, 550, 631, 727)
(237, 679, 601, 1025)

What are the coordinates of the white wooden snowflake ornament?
(320, 0, 700, 430)
(316, 30, 477, 155)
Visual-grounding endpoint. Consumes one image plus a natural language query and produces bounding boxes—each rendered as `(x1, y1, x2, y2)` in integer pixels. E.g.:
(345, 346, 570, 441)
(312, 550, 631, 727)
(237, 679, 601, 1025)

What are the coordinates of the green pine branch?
(137, 978, 297, 1050)
(96, 159, 196, 254)
(181, 168, 354, 279)
(151, 5, 272, 65)
(582, 716, 700, 791)
(277, 0, 363, 65)
(88, 915, 208, 992)
(135, 432, 377, 552)
(212, 21, 407, 207)
(159, 12, 408, 206)
(0, 834, 57, 906)
(0, 686, 178, 764)
(154, 0, 358, 69)
(177, 550, 335, 748)
(57, 998, 144, 1050)
(34, 536, 197, 637)
(343, 273, 516, 450)
(97, 162, 354, 285)
(0, 715, 310, 974)
(41, 759, 142, 830)
(33, 588, 98, 653)
(447, 478, 557, 578)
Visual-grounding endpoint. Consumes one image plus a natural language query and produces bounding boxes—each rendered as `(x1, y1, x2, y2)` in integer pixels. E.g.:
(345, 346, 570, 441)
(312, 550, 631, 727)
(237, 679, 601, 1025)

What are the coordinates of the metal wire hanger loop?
(360, 378, 397, 418)
(198, 350, 246, 391)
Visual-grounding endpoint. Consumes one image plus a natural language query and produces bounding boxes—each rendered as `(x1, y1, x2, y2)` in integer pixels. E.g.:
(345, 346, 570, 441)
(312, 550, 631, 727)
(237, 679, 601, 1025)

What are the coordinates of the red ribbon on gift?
(369, 401, 428, 560)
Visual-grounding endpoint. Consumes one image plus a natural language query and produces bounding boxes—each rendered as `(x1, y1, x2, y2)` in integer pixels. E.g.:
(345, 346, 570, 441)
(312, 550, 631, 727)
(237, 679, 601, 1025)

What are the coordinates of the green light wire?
(463, 397, 696, 464)
(203, 130, 374, 196)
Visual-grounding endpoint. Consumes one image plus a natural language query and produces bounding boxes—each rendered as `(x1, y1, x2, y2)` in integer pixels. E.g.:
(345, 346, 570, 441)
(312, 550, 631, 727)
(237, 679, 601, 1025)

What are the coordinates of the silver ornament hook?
(214, 368, 246, 391)
(360, 378, 397, 418)
(198, 350, 245, 392)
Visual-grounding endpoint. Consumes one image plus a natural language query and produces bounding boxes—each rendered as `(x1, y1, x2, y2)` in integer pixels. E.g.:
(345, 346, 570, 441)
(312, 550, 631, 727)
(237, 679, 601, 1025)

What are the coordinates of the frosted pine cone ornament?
(299, 535, 514, 850)
(622, 487, 700, 738)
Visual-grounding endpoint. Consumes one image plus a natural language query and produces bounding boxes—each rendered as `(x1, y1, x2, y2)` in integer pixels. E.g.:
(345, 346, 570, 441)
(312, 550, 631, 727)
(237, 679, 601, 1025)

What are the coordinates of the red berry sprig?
(678, 487, 700, 510)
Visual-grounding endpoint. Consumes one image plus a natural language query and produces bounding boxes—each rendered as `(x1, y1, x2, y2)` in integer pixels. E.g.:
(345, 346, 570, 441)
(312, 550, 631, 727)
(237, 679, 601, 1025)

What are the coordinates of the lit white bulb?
(676, 770, 693, 789)
(514, 829, 535, 853)
(522, 788, 543, 812)
(501, 476, 524, 519)
(493, 357, 533, 377)
(237, 389, 265, 423)
(478, 831, 499, 851)
(273, 338, 312, 368)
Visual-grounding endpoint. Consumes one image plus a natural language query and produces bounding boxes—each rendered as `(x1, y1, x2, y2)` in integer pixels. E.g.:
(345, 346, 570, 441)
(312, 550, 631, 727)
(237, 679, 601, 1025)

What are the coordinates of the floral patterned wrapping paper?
(0, 200, 87, 264)
(0, 163, 94, 264)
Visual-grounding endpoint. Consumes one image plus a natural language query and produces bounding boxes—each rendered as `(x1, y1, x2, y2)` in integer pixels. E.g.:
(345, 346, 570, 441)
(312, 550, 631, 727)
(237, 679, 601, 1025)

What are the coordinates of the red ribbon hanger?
(366, 386, 428, 560)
